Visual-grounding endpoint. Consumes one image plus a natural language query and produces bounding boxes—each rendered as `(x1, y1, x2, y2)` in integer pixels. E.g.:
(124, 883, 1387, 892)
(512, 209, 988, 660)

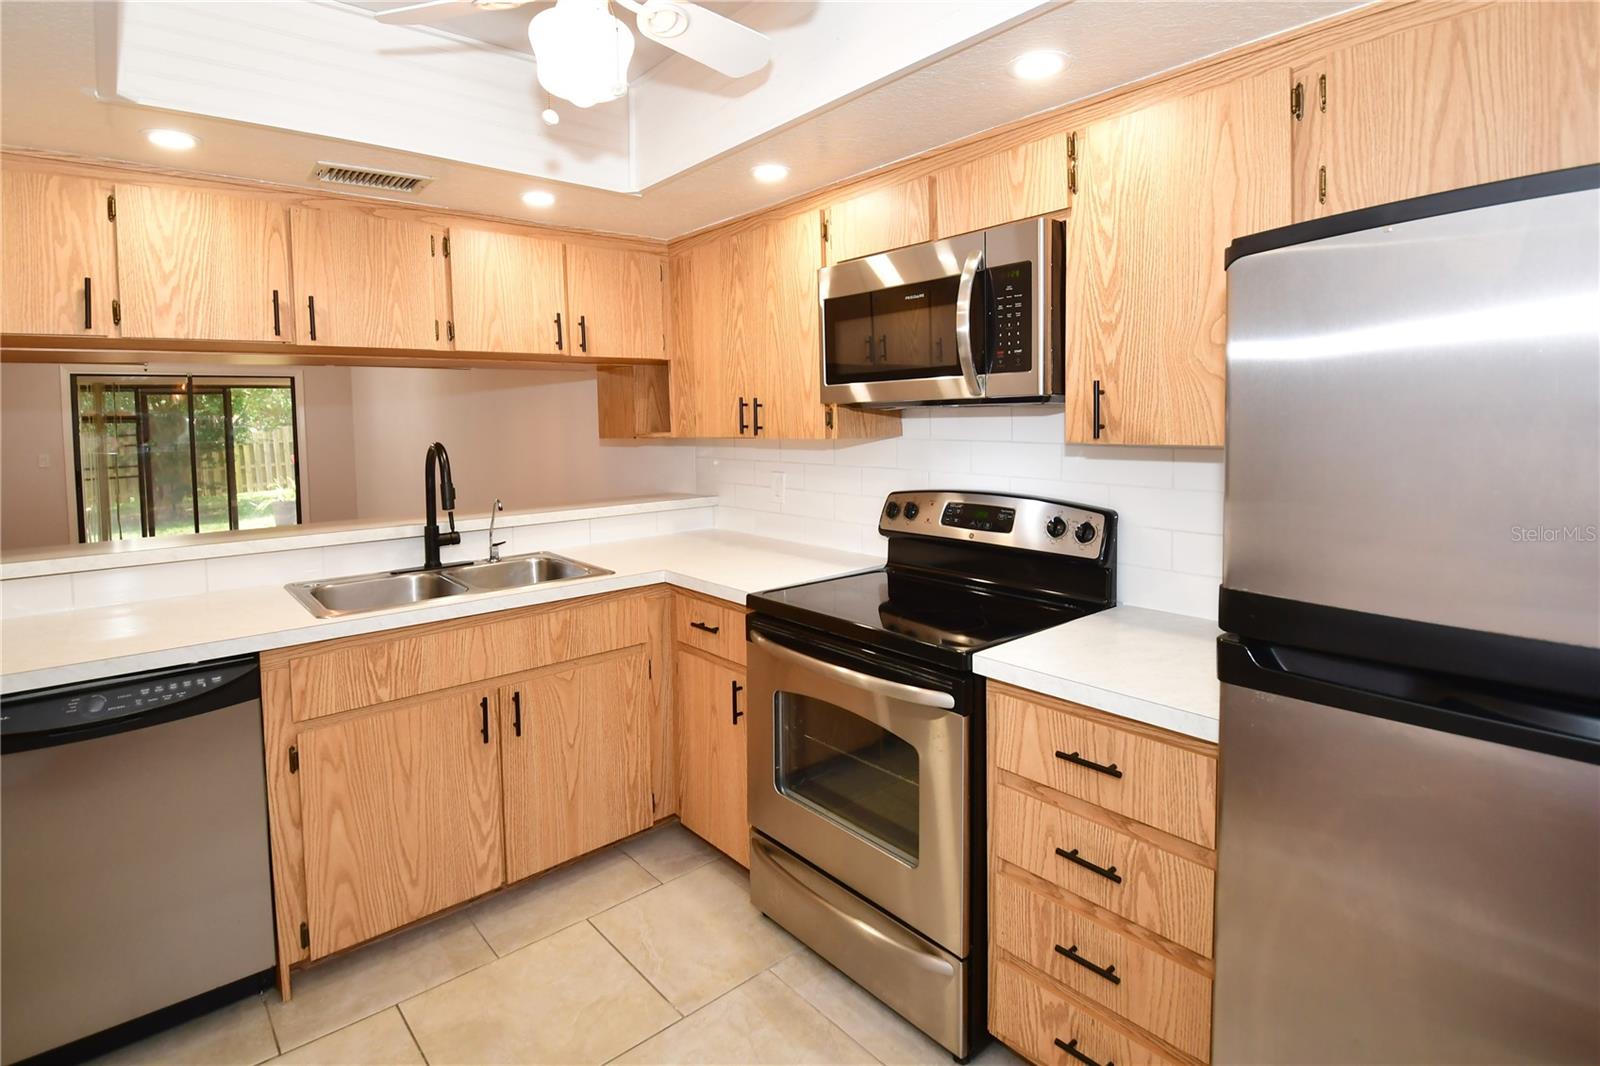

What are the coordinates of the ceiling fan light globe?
(529, 0, 635, 109)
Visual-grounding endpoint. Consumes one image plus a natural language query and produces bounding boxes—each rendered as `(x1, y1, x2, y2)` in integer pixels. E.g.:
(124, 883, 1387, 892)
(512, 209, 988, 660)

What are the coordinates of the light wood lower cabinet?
(499, 648, 653, 882)
(299, 686, 503, 959)
(674, 640, 749, 866)
(989, 683, 1217, 1064)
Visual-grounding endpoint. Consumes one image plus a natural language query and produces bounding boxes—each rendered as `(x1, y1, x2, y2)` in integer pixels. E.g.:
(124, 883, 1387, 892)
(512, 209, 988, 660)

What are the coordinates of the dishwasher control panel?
(0, 659, 257, 738)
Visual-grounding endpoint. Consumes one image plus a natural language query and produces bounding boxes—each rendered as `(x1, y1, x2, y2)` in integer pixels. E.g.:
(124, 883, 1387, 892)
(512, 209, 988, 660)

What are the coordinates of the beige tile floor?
(92, 822, 1024, 1066)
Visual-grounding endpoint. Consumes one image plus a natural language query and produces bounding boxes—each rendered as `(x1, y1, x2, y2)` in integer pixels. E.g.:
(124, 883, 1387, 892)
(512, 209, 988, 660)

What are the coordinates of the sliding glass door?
(73, 375, 301, 543)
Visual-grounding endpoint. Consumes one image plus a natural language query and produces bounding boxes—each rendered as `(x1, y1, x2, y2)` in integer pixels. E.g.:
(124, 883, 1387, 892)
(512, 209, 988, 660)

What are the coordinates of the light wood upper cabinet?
(675, 647, 748, 866)
(1065, 71, 1289, 447)
(298, 686, 502, 959)
(670, 236, 740, 437)
(933, 131, 1073, 238)
(1, 169, 117, 336)
(564, 245, 665, 361)
(755, 210, 828, 439)
(289, 207, 445, 349)
(113, 184, 292, 343)
(447, 226, 566, 355)
(499, 649, 653, 883)
(824, 177, 932, 264)
(1294, 1, 1600, 219)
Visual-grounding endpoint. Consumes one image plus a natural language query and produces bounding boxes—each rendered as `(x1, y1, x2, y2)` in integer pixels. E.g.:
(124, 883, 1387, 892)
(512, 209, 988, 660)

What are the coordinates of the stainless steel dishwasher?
(1, 656, 276, 1065)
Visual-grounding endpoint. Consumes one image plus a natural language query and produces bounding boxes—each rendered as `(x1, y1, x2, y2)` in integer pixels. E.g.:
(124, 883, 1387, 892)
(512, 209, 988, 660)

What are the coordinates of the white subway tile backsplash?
(72, 560, 208, 609)
(512, 519, 591, 553)
(698, 410, 1226, 620)
(589, 513, 659, 543)
(323, 539, 420, 575)
(0, 574, 73, 617)
(656, 507, 716, 534)
(205, 549, 325, 592)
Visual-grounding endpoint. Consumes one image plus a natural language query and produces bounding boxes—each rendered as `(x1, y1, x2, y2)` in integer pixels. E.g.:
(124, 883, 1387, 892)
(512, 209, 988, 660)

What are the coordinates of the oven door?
(747, 626, 969, 955)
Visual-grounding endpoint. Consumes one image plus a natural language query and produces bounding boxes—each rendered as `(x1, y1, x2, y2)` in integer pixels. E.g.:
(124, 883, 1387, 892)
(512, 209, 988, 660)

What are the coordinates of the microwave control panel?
(987, 261, 1033, 374)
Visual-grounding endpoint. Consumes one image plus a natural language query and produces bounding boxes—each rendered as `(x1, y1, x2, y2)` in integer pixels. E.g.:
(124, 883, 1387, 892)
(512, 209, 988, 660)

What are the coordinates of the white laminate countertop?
(973, 606, 1222, 742)
(0, 531, 877, 694)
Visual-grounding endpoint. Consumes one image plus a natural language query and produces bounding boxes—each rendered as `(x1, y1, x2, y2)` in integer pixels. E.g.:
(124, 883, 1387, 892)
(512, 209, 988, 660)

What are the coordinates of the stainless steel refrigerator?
(1214, 166, 1600, 1064)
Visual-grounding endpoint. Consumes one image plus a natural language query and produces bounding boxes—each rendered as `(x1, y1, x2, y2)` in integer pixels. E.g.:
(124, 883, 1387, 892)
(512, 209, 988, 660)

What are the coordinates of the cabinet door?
(671, 235, 749, 437)
(1299, 2, 1599, 219)
(114, 184, 292, 342)
(933, 131, 1072, 238)
(824, 177, 931, 264)
(755, 210, 829, 440)
(675, 648, 748, 865)
(1, 170, 117, 336)
(289, 207, 444, 349)
(565, 245, 665, 361)
(299, 687, 502, 958)
(1065, 71, 1289, 447)
(500, 649, 652, 882)
(448, 226, 567, 354)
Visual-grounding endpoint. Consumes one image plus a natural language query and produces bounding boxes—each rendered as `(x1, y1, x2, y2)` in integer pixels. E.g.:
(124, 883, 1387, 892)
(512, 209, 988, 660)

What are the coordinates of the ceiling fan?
(375, 0, 772, 108)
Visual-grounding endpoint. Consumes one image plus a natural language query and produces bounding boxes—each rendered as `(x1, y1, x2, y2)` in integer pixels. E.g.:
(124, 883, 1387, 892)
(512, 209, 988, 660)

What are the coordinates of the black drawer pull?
(578, 314, 588, 352)
(1054, 1037, 1111, 1066)
(1055, 846, 1122, 884)
(752, 397, 764, 436)
(689, 620, 721, 635)
(1055, 943, 1121, 985)
(479, 696, 490, 744)
(272, 289, 281, 336)
(308, 295, 318, 341)
(731, 680, 744, 725)
(738, 397, 749, 435)
(512, 690, 522, 737)
(1056, 750, 1123, 779)
(554, 311, 563, 350)
(1092, 379, 1106, 440)
(84, 276, 92, 330)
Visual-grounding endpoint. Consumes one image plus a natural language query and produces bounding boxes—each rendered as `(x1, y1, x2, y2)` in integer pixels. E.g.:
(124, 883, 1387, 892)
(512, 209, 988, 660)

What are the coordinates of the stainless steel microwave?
(818, 216, 1063, 407)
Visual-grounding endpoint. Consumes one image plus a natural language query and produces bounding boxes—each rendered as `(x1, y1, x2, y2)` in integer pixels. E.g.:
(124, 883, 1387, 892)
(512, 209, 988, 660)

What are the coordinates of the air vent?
(312, 162, 433, 194)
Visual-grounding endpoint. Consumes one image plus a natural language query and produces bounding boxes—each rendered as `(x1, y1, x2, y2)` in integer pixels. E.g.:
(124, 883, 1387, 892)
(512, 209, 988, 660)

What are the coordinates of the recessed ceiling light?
(522, 189, 556, 208)
(1010, 50, 1067, 81)
(751, 163, 789, 184)
(541, 107, 561, 126)
(145, 128, 198, 151)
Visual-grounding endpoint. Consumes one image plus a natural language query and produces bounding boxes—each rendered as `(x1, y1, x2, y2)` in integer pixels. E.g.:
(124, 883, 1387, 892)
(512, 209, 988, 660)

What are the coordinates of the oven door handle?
(749, 632, 955, 709)
(953, 246, 986, 399)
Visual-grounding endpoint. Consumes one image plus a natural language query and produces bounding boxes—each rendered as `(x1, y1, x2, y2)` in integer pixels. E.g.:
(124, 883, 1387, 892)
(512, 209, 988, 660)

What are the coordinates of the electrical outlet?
(770, 470, 786, 504)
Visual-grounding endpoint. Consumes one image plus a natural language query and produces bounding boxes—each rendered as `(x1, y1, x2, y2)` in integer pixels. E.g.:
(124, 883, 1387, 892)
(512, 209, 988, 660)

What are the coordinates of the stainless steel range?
(746, 490, 1117, 1058)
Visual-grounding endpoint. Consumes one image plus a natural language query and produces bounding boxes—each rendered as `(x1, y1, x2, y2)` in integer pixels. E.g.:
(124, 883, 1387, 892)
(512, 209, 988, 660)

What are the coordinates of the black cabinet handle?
(1055, 846, 1122, 884)
(272, 289, 281, 337)
(479, 696, 490, 744)
(731, 680, 744, 725)
(83, 277, 92, 330)
(1056, 750, 1123, 779)
(578, 314, 588, 352)
(1054, 1037, 1111, 1066)
(689, 621, 721, 635)
(1054, 943, 1121, 985)
(1092, 379, 1105, 440)
(752, 397, 764, 437)
(738, 397, 749, 435)
(308, 295, 318, 341)
(512, 690, 522, 737)
(554, 312, 563, 351)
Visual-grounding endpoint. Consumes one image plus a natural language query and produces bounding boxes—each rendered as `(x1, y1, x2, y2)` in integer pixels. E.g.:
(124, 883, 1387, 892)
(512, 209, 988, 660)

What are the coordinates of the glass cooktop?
(749, 568, 1098, 671)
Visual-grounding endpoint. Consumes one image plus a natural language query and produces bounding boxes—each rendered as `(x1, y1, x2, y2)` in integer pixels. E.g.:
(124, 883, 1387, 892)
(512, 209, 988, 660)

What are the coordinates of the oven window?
(775, 693, 919, 865)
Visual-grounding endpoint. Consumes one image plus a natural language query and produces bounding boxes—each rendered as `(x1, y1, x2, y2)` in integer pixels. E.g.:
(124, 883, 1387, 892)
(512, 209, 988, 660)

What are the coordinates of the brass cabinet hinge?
(1291, 82, 1304, 120)
(442, 235, 450, 258)
(821, 210, 830, 244)
(825, 408, 834, 430)
(1318, 165, 1327, 205)
(106, 193, 116, 222)
(1318, 73, 1327, 113)
(299, 922, 310, 950)
(288, 745, 299, 773)
(430, 234, 436, 257)
(111, 299, 121, 327)
(1066, 133, 1078, 195)
(446, 320, 455, 342)
(1067, 132, 1077, 161)
(434, 320, 440, 341)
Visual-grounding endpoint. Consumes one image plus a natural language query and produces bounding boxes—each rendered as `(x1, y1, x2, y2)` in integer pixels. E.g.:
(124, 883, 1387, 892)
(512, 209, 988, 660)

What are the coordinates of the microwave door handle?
(954, 247, 986, 398)
(749, 632, 955, 709)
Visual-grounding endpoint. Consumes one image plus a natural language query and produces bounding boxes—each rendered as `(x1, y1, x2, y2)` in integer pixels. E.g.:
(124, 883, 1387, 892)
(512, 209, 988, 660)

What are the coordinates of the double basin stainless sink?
(286, 552, 612, 618)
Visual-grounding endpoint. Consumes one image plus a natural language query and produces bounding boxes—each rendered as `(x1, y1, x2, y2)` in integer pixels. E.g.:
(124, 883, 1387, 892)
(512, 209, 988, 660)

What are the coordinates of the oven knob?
(884, 502, 901, 520)
(903, 502, 920, 520)
(1045, 516, 1067, 539)
(1074, 521, 1097, 544)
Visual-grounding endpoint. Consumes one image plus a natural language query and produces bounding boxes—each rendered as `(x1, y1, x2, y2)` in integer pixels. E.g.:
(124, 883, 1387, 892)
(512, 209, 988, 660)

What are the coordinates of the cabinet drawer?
(991, 686, 1217, 848)
(991, 955, 1181, 1066)
(993, 871, 1211, 1060)
(674, 592, 746, 665)
(993, 783, 1214, 957)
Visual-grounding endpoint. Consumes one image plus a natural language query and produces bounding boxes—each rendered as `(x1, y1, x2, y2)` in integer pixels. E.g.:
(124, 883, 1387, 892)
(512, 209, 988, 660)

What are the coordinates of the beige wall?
(0, 364, 73, 549)
(0, 363, 696, 551)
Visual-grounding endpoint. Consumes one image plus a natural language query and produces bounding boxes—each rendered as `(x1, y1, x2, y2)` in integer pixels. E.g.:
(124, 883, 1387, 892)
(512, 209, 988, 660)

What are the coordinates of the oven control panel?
(878, 491, 1113, 561)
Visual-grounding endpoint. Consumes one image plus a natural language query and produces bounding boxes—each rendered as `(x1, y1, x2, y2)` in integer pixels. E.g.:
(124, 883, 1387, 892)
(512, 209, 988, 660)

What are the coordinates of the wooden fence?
(196, 425, 296, 497)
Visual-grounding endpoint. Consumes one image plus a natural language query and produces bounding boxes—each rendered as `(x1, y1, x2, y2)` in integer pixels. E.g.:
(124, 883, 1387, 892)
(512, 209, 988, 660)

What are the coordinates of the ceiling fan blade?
(632, 0, 771, 79)
(374, 0, 477, 26)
